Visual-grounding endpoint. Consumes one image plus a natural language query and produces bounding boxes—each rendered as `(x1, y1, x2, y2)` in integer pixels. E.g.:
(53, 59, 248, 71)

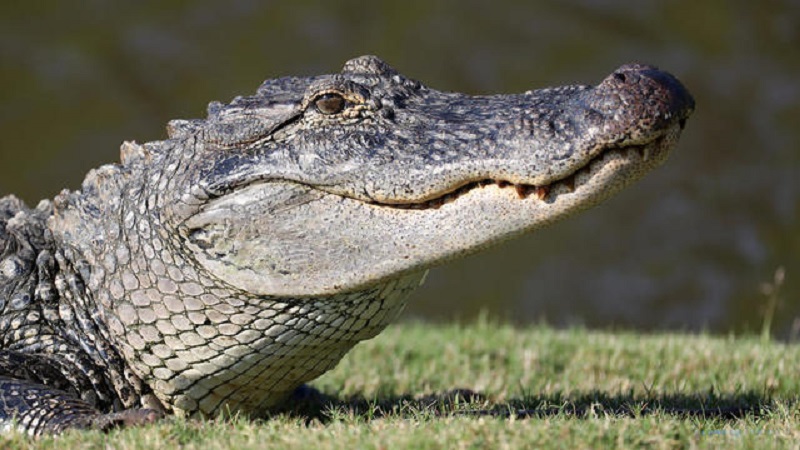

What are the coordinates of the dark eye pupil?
(315, 93, 345, 115)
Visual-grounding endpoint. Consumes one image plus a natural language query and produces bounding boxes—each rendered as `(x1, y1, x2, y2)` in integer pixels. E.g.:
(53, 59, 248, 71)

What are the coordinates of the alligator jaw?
(183, 122, 682, 298)
(381, 132, 671, 210)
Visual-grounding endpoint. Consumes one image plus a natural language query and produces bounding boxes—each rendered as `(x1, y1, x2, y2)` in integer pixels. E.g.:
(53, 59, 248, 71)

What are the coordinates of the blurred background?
(0, 1, 797, 337)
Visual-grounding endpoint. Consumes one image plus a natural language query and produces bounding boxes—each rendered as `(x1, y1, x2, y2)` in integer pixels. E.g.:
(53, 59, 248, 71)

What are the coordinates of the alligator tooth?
(535, 186, 549, 200)
(575, 166, 590, 183)
(641, 147, 651, 161)
(514, 184, 527, 198)
(562, 175, 575, 193)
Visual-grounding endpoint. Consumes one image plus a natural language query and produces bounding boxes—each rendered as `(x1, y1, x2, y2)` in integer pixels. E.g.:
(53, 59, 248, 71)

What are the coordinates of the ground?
(5, 319, 798, 449)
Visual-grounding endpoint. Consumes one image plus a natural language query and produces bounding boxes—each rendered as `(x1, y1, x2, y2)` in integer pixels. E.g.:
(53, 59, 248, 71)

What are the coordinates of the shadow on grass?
(284, 387, 786, 423)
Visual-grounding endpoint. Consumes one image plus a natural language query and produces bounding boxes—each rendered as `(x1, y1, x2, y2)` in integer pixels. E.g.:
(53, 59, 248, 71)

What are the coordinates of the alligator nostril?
(613, 72, 627, 82)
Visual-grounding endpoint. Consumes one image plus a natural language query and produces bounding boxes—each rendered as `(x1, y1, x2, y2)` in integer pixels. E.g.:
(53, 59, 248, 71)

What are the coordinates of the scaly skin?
(0, 56, 693, 434)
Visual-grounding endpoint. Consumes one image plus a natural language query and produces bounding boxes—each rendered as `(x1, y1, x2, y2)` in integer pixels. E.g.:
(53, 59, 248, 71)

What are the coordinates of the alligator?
(0, 55, 693, 435)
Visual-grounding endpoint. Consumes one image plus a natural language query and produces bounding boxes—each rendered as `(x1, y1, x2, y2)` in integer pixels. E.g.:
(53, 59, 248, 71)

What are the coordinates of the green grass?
(4, 319, 799, 449)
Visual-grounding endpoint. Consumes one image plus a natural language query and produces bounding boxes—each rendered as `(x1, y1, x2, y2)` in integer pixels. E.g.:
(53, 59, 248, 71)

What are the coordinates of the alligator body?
(0, 56, 693, 434)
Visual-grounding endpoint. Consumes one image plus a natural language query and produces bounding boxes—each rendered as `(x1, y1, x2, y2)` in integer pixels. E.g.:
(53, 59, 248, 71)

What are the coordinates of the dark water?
(1, 1, 798, 336)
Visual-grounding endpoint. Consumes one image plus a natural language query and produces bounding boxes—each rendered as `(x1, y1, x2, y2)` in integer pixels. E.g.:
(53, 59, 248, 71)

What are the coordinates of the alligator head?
(172, 56, 693, 297)
(44, 55, 694, 418)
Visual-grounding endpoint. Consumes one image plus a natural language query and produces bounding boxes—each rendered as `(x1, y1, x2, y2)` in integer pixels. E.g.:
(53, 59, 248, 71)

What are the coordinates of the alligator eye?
(314, 93, 346, 115)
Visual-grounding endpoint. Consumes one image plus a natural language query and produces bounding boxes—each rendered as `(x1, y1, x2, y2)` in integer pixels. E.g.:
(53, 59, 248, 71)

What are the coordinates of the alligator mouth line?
(380, 137, 666, 211)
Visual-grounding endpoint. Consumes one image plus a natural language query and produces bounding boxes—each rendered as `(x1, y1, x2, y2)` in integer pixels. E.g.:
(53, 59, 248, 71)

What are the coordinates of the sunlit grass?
(5, 319, 799, 449)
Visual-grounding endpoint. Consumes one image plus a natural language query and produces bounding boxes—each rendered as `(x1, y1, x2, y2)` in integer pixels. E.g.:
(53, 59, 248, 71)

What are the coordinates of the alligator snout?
(595, 64, 695, 132)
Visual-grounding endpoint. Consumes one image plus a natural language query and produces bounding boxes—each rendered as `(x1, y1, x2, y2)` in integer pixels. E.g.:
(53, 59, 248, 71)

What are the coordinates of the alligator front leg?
(0, 351, 162, 435)
(0, 377, 162, 435)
